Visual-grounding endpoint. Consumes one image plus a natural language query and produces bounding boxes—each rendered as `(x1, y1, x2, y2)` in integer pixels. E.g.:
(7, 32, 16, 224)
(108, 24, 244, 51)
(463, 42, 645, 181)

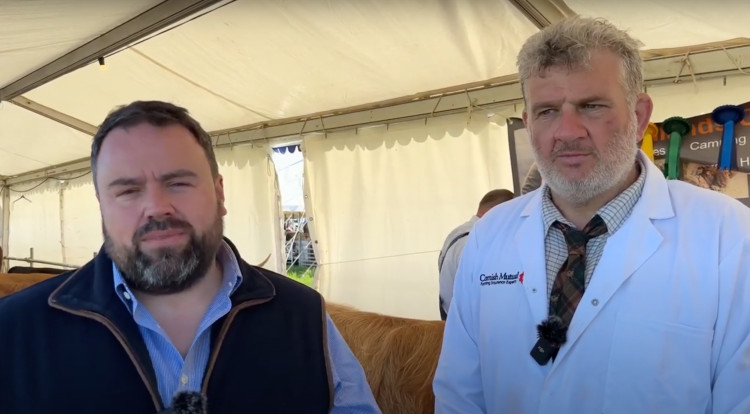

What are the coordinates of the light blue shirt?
(113, 241, 380, 412)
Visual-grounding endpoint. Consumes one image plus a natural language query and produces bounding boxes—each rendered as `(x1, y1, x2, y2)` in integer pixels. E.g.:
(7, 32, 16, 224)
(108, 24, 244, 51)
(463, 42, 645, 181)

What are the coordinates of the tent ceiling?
(566, 0, 750, 50)
(0, 0, 162, 88)
(0, 0, 227, 100)
(22, 0, 539, 129)
(508, 0, 574, 29)
(0, 101, 91, 175)
(2, 0, 750, 179)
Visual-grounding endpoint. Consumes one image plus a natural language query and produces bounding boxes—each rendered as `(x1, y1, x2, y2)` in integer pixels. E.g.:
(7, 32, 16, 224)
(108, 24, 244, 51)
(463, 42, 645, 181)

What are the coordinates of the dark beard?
(104, 208, 224, 295)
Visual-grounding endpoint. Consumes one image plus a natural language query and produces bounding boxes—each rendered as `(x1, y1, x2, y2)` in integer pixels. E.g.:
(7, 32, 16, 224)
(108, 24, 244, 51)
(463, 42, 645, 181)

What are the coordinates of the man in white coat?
(438, 189, 515, 320)
(434, 16, 750, 413)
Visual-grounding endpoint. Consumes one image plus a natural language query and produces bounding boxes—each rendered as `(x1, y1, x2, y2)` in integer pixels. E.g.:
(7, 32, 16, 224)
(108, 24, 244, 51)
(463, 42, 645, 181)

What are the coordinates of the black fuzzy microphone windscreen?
(530, 315, 568, 365)
(170, 391, 207, 414)
(537, 315, 567, 346)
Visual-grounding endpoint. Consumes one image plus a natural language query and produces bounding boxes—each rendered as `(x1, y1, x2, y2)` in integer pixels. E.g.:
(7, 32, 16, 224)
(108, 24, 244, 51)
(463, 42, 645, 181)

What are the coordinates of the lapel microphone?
(158, 391, 207, 414)
(530, 315, 568, 365)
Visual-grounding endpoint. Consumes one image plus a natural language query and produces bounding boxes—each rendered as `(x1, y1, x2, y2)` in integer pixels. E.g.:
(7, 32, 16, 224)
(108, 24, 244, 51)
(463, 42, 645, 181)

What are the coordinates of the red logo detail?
(519, 272, 524, 284)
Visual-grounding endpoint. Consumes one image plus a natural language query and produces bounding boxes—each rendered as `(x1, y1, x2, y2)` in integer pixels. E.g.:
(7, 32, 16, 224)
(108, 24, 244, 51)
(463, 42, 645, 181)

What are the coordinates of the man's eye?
(117, 188, 139, 197)
(536, 109, 556, 117)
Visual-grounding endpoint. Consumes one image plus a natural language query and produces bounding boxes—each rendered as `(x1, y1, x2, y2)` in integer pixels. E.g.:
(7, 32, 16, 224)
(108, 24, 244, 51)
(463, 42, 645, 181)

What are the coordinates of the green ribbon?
(662, 117, 690, 180)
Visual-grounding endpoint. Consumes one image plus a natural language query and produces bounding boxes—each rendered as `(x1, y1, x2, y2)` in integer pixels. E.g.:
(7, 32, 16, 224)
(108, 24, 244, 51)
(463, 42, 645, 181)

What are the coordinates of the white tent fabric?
(217, 144, 285, 273)
(2, 0, 541, 175)
(648, 75, 750, 121)
(566, 0, 748, 49)
(304, 112, 516, 319)
(0, 101, 91, 176)
(3, 0, 750, 317)
(2, 1, 750, 176)
(60, 174, 101, 265)
(7, 179, 66, 267)
(6, 145, 283, 273)
(23, 47, 263, 134)
(0, 0, 162, 87)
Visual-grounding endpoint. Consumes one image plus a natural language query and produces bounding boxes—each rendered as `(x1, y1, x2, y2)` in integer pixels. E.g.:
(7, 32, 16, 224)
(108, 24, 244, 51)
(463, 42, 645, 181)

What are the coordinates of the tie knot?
(552, 215, 607, 249)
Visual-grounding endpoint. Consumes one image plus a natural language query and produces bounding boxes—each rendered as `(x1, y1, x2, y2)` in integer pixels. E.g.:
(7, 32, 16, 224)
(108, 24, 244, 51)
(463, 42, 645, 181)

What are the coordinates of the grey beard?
(104, 212, 223, 295)
(534, 119, 639, 206)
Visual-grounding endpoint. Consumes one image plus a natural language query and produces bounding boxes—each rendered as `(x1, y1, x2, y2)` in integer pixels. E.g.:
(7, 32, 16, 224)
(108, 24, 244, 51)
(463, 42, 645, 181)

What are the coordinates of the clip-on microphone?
(530, 315, 567, 365)
(157, 391, 207, 414)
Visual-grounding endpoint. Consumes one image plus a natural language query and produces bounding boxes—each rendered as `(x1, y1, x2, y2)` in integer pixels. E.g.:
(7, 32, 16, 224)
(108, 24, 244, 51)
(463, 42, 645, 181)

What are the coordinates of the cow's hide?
(0, 272, 59, 298)
(327, 303, 445, 414)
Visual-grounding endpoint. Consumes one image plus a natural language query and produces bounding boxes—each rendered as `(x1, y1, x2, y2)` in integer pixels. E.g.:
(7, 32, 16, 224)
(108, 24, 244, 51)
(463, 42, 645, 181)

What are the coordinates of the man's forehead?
(97, 127, 206, 171)
(99, 124, 202, 157)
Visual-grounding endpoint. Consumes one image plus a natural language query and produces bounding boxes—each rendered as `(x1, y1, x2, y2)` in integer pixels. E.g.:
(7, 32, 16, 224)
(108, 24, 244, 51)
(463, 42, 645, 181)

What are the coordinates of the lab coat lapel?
(551, 154, 675, 368)
(515, 190, 549, 325)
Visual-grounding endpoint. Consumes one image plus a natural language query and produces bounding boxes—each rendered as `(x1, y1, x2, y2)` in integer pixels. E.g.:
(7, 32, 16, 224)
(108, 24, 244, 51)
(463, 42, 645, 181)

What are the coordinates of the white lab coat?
(434, 154, 750, 414)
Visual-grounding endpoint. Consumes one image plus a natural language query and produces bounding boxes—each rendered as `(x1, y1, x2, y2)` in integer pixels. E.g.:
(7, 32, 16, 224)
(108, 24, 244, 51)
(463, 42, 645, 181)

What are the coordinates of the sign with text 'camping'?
(651, 101, 750, 171)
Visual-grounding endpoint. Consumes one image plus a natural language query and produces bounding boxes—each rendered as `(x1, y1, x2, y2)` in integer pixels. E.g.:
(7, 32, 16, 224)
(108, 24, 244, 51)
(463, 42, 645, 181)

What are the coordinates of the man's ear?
(215, 175, 227, 216)
(634, 93, 654, 142)
(522, 109, 529, 128)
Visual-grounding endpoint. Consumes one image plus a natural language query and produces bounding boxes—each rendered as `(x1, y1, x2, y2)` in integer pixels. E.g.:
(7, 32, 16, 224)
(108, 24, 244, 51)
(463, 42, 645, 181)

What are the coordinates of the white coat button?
(591, 299, 599, 306)
(123, 291, 131, 300)
(180, 374, 188, 385)
(531, 288, 537, 293)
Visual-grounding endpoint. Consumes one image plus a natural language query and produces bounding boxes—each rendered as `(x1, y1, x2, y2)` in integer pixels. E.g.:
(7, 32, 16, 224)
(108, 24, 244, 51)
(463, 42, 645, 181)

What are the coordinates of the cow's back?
(327, 303, 444, 414)
(0, 273, 59, 298)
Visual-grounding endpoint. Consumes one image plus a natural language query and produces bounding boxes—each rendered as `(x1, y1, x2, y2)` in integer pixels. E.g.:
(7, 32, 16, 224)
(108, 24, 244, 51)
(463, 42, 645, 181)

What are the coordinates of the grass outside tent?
(286, 265, 315, 287)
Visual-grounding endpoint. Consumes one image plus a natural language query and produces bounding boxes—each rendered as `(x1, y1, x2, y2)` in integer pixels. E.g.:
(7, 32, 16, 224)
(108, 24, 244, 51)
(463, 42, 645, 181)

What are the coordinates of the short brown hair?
(90, 101, 218, 190)
(478, 189, 514, 212)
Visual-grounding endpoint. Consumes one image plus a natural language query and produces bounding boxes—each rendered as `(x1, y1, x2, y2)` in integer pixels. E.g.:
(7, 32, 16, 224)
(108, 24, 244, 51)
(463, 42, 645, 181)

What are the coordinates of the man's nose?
(553, 107, 586, 141)
(143, 186, 175, 220)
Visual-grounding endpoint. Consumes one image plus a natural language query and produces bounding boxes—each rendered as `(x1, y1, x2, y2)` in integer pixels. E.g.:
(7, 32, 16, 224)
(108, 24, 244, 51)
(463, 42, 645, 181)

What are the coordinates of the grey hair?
(516, 17, 644, 107)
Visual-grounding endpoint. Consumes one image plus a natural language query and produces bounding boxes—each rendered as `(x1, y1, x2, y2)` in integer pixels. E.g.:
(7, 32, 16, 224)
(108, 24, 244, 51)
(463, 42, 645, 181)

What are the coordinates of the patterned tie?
(549, 215, 608, 328)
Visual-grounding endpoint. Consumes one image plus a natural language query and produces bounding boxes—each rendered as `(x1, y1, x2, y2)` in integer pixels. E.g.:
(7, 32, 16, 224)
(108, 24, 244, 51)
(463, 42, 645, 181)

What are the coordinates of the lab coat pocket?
(603, 313, 713, 414)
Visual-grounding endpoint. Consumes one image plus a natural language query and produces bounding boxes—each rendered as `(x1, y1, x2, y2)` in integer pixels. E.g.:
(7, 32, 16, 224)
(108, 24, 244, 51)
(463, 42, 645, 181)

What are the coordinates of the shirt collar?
(541, 157, 647, 235)
(113, 240, 244, 315)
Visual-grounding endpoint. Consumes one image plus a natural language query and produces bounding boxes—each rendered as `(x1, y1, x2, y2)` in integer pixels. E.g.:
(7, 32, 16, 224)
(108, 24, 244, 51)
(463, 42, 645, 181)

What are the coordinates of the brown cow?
(0, 272, 59, 298)
(327, 303, 445, 414)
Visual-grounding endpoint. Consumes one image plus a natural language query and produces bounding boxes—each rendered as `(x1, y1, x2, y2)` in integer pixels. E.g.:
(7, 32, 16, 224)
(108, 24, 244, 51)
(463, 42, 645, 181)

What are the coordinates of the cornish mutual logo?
(479, 271, 524, 286)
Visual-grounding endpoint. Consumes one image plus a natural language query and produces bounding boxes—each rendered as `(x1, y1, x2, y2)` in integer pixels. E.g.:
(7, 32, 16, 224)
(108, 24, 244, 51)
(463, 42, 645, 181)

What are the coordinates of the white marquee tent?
(2, 0, 750, 319)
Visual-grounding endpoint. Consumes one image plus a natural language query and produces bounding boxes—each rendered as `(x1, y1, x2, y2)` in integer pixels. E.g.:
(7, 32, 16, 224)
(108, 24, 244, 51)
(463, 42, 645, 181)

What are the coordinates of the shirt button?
(123, 291, 132, 300)
(180, 374, 188, 385)
(591, 299, 599, 306)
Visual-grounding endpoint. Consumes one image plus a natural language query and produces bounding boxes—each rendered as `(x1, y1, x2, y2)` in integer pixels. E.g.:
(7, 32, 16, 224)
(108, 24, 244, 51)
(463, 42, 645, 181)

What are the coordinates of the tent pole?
(1, 186, 10, 272)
